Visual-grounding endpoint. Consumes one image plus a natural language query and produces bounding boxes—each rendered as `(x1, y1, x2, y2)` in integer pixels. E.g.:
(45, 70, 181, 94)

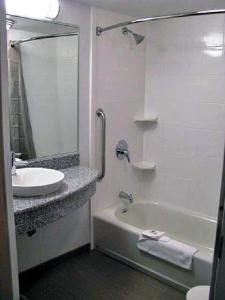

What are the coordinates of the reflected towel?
(138, 233, 198, 270)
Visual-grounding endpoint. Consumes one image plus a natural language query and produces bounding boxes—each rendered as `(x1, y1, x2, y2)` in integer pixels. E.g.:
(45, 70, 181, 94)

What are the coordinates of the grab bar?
(96, 108, 106, 180)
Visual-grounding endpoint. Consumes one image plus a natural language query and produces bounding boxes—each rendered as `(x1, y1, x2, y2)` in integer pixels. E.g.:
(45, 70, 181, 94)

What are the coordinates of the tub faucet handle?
(116, 140, 130, 163)
(123, 149, 130, 163)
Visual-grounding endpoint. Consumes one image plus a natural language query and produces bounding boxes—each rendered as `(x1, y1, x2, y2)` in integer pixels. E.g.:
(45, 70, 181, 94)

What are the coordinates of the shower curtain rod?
(96, 8, 225, 36)
(11, 32, 79, 47)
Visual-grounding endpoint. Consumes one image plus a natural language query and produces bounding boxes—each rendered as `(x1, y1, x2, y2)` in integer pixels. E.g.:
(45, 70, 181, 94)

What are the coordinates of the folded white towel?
(138, 233, 198, 270)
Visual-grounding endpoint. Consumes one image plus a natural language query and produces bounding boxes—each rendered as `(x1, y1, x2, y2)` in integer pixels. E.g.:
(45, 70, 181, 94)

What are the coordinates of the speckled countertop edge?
(14, 166, 98, 215)
(25, 152, 80, 169)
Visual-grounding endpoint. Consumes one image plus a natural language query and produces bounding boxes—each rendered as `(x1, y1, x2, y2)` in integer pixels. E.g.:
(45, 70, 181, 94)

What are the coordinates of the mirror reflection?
(7, 16, 79, 160)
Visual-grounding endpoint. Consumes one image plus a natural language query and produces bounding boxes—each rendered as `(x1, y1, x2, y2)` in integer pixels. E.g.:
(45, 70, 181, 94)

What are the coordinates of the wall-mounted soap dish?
(134, 113, 158, 123)
(133, 161, 156, 171)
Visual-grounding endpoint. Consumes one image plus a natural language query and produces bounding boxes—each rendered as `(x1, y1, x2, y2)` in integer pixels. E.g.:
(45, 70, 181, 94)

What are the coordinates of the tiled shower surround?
(143, 15, 225, 217)
(93, 9, 225, 218)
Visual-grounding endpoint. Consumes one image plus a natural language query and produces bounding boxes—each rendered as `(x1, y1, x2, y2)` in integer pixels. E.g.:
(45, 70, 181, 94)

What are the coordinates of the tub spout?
(119, 191, 133, 203)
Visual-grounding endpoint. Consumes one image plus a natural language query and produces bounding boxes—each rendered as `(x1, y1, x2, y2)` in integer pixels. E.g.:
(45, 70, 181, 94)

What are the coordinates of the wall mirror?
(6, 15, 79, 160)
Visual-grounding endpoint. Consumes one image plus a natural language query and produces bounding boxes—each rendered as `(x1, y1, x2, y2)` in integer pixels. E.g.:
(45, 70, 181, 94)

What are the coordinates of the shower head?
(122, 27, 145, 45)
(133, 32, 145, 45)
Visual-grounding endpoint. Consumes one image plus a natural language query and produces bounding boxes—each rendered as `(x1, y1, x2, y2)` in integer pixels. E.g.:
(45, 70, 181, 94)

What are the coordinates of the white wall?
(92, 8, 146, 211)
(16, 0, 92, 272)
(93, 10, 225, 219)
(143, 15, 225, 218)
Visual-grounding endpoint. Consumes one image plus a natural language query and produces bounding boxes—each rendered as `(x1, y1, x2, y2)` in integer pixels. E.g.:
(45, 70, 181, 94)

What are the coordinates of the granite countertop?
(14, 166, 98, 215)
(14, 165, 98, 234)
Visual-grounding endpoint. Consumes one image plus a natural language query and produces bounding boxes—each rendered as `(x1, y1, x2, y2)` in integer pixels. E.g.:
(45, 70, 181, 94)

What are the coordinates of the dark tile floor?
(20, 250, 186, 300)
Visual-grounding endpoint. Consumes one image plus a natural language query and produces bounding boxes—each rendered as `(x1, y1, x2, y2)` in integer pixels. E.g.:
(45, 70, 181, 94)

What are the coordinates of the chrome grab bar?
(96, 108, 106, 180)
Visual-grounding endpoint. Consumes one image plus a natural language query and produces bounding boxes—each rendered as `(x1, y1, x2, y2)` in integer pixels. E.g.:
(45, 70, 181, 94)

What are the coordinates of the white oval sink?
(12, 168, 65, 197)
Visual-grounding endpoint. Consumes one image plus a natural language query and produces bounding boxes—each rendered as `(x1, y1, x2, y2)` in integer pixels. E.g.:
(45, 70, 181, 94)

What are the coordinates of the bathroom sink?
(12, 168, 65, 197)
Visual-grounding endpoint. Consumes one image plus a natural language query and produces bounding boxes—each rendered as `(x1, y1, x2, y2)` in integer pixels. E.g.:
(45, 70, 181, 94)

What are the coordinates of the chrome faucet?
(119, 191, 134, 203)
(119, 148, 130, 163)
(11, 152, 28, 176)
(116, 140, 130, 163)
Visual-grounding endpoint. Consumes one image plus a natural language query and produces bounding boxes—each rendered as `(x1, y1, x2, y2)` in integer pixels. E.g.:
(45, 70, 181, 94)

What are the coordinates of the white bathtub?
(94, 201, 217, 291)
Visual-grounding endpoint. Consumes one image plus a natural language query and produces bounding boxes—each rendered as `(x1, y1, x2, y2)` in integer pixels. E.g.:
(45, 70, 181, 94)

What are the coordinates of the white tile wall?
(93, 8, 146, 211)
(143, 15, 225, 218)
(94, 10, 225, 218)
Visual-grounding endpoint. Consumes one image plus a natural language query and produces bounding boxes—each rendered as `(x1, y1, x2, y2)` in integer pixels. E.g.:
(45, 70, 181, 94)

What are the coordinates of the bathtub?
(94, 201, 217, 291)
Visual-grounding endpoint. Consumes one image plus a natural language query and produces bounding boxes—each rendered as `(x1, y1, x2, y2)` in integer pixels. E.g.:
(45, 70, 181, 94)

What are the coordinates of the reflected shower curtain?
(8, 43, 36, 159)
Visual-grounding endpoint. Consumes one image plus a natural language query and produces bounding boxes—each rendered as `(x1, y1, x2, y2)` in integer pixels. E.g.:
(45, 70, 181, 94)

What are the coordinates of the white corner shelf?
(134, 113, 158, 123)
(133, 161, 156, 171)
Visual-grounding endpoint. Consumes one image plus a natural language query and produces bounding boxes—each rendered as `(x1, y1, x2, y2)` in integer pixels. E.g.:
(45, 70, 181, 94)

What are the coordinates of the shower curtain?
(8, 43, 36, 160)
